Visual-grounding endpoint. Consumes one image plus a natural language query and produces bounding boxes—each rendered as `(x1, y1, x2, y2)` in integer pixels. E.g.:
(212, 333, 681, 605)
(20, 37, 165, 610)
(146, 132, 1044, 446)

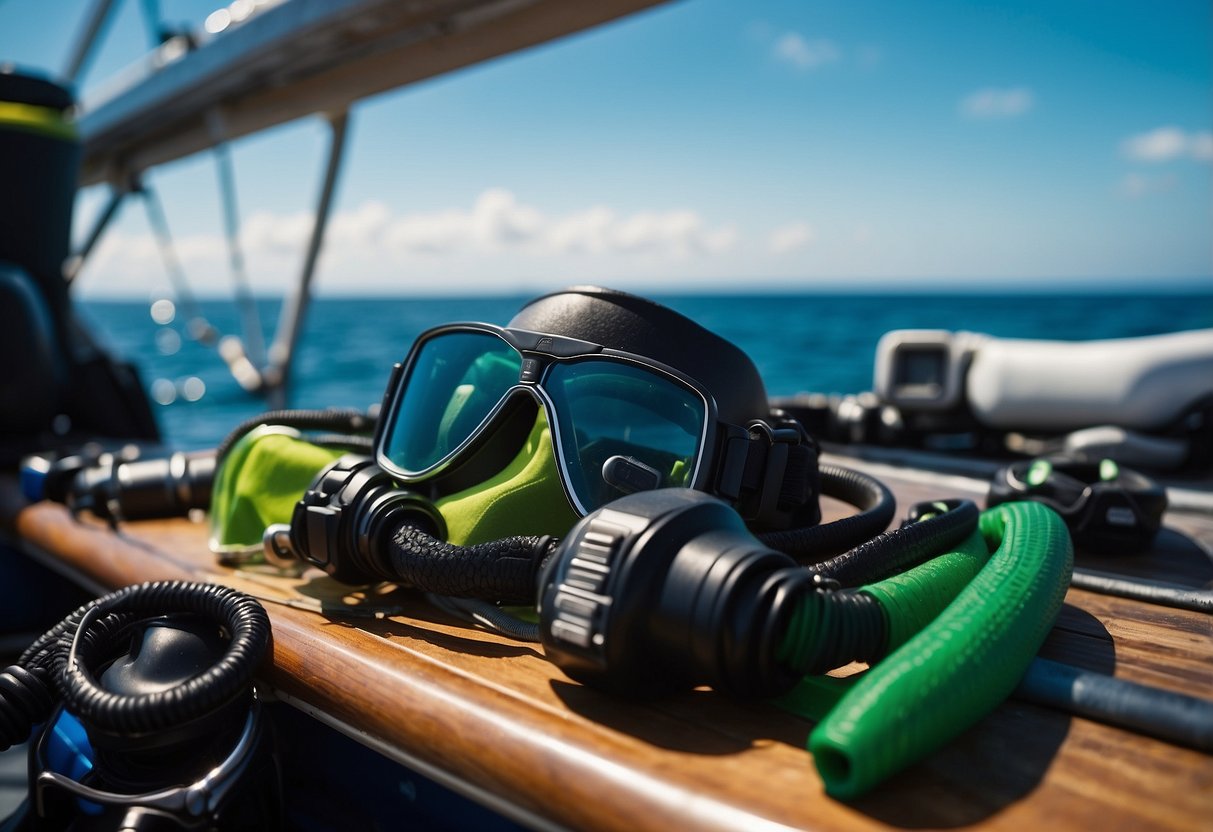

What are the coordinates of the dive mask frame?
(373, 322, 718, 519)
(373, 322, 814, 527)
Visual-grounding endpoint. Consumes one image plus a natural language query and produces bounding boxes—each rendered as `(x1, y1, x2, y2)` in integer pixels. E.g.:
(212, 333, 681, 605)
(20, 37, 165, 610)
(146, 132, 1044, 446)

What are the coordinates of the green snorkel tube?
(787, 502, 1072, 798)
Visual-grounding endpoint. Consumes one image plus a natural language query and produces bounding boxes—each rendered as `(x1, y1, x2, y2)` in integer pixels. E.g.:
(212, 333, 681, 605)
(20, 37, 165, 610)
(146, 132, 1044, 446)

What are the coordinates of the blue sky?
(2, 0, 1210, 297)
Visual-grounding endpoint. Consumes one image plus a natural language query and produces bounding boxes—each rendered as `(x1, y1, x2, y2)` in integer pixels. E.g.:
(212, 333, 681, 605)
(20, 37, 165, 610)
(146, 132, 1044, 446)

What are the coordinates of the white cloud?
(383, 208, 466, 253)
(470, 188, 545, 246)
(773, 33, 841, 70)
(547, 206, 618, 254)
(78, 190, 749, 295)
(769, 222, 816, 254)
(1122, 127, 1187, 161)
(329, 200, 391, 247)
(242, 200, 392, 254)
(243, 210, 312, 253)
(960, 87, 1034, 119)
(701, 225, 741, 253)
(1119, 172, 1178, 199)
(378, 189, 542, 253)
(376, 190, 736, 257)
(1121, 127, 1213, 162)
(609, 210, 736, 255)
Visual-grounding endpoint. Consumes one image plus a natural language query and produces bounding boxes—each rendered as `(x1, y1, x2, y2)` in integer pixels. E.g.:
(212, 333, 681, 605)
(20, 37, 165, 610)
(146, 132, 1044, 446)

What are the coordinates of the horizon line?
(75, 277, 1213, 301)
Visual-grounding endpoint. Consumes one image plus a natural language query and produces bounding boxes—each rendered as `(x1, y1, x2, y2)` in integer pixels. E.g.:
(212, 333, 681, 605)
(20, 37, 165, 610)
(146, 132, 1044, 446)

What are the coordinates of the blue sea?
(77, 292, 1213, 451)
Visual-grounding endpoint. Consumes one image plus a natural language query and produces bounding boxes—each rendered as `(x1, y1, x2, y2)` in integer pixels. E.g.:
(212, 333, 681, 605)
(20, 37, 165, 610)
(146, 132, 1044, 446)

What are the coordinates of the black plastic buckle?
(716, 417, 819, 529)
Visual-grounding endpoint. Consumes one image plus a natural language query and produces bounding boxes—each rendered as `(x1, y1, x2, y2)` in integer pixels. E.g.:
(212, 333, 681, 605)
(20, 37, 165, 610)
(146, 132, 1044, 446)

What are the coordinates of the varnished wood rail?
(1, 456, 1210, 832)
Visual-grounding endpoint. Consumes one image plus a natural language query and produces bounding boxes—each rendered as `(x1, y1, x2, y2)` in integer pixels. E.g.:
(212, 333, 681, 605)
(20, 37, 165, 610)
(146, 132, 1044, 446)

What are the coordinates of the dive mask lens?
(546, 359, 705, 512)
(381, 329, 522, 475)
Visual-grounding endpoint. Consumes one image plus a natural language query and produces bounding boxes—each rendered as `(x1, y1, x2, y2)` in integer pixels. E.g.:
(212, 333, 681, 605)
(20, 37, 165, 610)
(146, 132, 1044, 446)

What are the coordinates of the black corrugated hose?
(379, 465, 896, 607)
(758, 464, 896, 562)
(0, 581, 270, 750)
(810, 498, 980, 586)
(387, 526, 556, 604)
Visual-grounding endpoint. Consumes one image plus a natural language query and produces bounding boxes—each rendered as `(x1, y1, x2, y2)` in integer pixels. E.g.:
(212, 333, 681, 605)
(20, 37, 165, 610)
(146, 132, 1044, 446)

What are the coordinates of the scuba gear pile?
(251, 286, 1085, 797)
(0, 581, 279, 830)
(21, 284, 1180, 800)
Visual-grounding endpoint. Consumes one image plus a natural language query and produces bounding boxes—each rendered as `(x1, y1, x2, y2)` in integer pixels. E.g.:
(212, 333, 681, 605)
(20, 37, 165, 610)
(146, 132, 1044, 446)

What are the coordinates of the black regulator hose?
(758, 463, 895, 562)
(0, 581, 270, 750)
(270, 456, 898, 608)
(696, 500, 979, 696)
(811, 499, 979, 585)
(266, 455, 556, 601)
(384, 527, 555, 603)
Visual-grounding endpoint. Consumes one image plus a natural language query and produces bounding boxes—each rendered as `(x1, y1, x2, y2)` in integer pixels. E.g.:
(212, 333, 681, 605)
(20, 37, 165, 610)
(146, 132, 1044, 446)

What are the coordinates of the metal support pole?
(141, 184, 219, 346)
(209, 109, 268, 369)
(64, 183, 130, 284)
(263, 110, 351, 409)
(63, 0, 120, 84)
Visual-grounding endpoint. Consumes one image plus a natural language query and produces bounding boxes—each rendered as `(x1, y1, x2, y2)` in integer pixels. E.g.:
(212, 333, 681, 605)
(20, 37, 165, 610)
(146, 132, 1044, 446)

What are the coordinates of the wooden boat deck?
(2, 452, 1210, 831)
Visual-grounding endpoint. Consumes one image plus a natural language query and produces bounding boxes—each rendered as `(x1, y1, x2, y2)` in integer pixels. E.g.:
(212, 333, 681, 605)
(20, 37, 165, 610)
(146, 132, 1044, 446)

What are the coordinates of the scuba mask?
(374, 286, 819, 540)
(262, 286, 855, 599)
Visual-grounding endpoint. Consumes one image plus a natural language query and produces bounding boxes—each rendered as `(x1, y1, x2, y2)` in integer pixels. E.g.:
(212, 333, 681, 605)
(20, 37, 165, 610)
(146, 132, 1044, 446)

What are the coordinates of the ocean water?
(77, 292, 1213, 451)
